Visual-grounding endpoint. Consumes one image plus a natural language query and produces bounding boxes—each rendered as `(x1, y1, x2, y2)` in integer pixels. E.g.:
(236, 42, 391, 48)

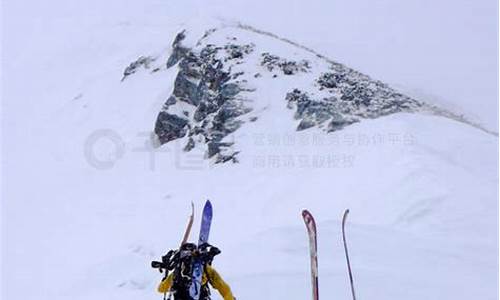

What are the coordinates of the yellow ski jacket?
(157, 265, 235, 300)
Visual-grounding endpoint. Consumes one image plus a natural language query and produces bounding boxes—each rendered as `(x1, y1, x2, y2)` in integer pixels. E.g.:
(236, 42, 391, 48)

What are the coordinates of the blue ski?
(189, 200, 213, 300)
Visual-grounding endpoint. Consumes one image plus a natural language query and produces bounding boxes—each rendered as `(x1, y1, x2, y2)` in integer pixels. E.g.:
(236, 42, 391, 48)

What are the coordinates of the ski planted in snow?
(302, 209, 319, 300)
(342, 209, 356, 300)
(189, 200, 213, 300)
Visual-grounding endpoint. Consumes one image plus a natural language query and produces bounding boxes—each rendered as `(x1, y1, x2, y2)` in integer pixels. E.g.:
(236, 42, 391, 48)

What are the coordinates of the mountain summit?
(123, 24, 457, 163)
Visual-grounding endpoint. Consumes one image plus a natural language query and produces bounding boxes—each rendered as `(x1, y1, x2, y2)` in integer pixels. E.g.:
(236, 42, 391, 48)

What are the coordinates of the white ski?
(342, 209, 356, 300)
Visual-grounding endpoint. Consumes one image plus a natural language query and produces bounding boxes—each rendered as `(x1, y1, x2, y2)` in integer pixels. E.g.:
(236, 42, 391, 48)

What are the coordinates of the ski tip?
(189, 201, 195, 217)
(301, 209, 315, 222)
(302, 209, 313, 216)
(302, 209, 317, 232)
(204, 200, 213, 216)
(342, 209, 350, 225)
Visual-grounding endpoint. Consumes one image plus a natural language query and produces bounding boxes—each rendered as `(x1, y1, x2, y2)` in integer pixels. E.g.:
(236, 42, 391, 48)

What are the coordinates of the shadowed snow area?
(2, 1, 498, 300)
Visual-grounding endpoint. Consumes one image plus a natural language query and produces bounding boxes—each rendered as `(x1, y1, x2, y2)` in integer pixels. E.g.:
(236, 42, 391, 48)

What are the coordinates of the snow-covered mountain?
(124, 23, 495, 164)
(2, 1, 498, 300)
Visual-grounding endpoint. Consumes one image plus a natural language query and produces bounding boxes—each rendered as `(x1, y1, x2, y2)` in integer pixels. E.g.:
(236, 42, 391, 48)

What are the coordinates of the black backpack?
(152, 243, 221, 300)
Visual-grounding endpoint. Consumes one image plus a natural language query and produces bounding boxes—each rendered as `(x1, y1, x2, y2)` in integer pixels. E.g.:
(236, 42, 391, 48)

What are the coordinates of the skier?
(155, 242, 235, 300)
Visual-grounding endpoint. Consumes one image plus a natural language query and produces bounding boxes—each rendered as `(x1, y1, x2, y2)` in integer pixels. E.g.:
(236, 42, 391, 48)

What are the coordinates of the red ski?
(302, 209, 319, 300)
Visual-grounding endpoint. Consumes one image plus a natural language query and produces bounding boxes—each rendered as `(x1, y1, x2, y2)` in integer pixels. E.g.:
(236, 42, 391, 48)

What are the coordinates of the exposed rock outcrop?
(123, 25, 444, 163)
(153, 31, 255, 162)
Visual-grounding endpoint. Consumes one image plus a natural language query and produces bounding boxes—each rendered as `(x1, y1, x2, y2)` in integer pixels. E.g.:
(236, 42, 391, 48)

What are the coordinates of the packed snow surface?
(2, 1, 498, 300)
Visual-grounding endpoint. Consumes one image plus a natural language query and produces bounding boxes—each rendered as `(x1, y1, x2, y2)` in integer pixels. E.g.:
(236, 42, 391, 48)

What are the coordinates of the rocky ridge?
(121, 25, 470, 163)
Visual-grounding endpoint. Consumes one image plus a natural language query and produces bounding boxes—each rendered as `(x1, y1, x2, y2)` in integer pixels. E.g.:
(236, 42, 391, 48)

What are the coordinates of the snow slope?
(2, 1, 498, 300)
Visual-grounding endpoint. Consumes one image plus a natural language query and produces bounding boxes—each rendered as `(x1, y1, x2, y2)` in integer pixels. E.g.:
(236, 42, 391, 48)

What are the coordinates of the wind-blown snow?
(2, 1, 498, 300)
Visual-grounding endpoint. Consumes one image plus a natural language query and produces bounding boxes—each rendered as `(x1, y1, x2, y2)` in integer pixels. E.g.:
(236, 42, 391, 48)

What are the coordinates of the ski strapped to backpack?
(189, 200, 213, 300)
(152, 242, 221, 300)
(302, 209, 319, 300)
(152, 202, 195, 274)
(180, 202, 195, 246)
(151, 202, 195, 300)
(151, 201, 218, 300)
